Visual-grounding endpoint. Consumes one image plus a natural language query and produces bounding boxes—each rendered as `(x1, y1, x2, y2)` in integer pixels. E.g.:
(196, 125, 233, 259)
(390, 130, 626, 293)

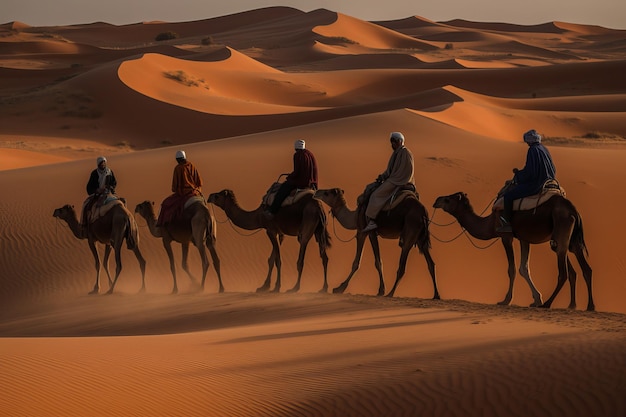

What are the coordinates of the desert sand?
(1, 7, 626, 416)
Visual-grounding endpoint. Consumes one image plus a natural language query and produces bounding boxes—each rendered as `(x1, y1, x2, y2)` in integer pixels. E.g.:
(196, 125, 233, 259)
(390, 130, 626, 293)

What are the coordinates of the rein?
(429, 196, 501, 250)
(208, 202, 263, 237)
(328, 209, 356, 243)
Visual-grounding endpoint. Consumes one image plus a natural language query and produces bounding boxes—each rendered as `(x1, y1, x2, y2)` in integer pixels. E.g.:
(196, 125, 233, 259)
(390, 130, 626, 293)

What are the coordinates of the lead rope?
(429, 197, 501, 250)
(329, 209, 357, 243)
(208, 202, 263, 237)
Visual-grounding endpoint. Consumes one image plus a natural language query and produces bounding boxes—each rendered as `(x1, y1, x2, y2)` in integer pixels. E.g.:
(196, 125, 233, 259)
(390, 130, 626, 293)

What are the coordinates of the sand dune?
(1, 7, 625, 417)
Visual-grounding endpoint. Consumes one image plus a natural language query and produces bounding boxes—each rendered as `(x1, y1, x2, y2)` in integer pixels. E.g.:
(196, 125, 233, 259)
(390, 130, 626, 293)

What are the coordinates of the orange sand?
(1, 7, 625, 416)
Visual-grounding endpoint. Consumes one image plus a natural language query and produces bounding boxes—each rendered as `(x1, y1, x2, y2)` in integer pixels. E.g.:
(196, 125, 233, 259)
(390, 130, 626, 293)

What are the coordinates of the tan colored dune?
(1, 7, 625, 417)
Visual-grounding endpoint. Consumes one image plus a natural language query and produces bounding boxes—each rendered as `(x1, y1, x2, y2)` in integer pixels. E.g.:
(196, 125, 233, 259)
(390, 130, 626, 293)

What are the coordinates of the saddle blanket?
(382, 189, 419, 211)
(88, 195, 125, 223)
(262, 183, 314, 207)
(493, 185, 566, 211)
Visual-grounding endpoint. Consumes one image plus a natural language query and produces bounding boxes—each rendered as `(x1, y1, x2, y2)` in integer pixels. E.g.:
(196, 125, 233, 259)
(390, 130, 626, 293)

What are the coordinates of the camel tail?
(126, 216, 139, 250)
(315, 211, 332, 249)
(122, 206, 139, 250)
(416, 215, 432, 254)
(205, 215, 217, 247)
(570, 212, 589, 257)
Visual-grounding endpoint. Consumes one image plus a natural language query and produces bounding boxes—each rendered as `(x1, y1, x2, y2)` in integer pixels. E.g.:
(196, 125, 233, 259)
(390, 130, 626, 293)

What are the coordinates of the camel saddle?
(357, 183, 419, 212)
(87, 194, 125, 223)
(262, 182, 314, 207)
(493, 179, 566, 211)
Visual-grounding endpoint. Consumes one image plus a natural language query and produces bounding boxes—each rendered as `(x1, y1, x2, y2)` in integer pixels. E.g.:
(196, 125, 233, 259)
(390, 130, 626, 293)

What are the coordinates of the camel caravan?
(54, 131, 595, 312)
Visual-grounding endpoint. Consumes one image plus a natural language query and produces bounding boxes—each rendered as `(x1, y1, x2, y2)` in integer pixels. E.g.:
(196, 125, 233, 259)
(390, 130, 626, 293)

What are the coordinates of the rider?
(81, 156, 117, 227)
(362, 132, 415, 233)
(157, 150, 203, 226)
(265, 139, 318, 219)
(498, 129, 556, 233)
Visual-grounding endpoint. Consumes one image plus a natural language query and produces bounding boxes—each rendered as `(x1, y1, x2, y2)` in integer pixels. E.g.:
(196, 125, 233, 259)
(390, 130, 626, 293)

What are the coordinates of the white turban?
(294, 139, 306, 150)
(390, 132, 405, 145)
(96, 156, 107, 166)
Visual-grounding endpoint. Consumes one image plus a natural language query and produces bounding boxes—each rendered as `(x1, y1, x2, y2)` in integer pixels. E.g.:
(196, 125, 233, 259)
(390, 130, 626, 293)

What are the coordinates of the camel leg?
(102, 244, 114, 290)
(288, 235, 312, 293)
(88, 240, 101, 295)
(498, 237, 516, 306)
(423, 247, 439, 300)
(334, 234, 367, 294)
(180, 242, 199, 286)
(132, 246, 147, 293)
(206, 243, 224, 293)
(162, 239, 178, 294)
(106, 244, 123, 295)
(368, 234, 385, 296)
(193, 242, 209, 293)
(386, 242, 411, 298)
(317, 236, 330, 294)
(541, 250, 569, 309)
(573, 248, 594, 311)
(518, 241, 543, 307)
(565, 257, 578, 309)
(542, 220, 575, 309)
(270, 234, 282, 293)
(257, 232, 281, 293)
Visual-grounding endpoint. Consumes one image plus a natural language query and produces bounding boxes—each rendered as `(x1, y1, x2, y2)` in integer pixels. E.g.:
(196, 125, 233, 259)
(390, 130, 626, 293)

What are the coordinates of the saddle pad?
(382, 190, 419, 211)
(184, 195, 205, 210)
(88, 198, 124, 223)
(263, 187, 314, 207)
(493, 187, 565, 211)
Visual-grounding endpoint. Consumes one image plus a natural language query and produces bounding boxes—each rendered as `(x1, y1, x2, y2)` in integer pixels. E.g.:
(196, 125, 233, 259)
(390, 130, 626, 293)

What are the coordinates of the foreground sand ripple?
(1, 293, 625, 416)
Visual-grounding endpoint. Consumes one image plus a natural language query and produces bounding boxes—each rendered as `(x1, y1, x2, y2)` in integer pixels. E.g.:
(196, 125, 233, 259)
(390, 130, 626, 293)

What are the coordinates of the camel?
(207, 189, 331, 293)
(53, 203, 146, 294)
(432, 192, 594, 311)
(134, 200, 224, 294)
(313, 188, 439, 299)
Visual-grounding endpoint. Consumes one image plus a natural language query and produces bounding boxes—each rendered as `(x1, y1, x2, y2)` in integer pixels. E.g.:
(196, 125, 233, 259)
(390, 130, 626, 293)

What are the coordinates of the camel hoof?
(287, 287, 299, 293)
(271, 287, 281, 293)
(318, 287, 327, 294)
(497, 300, 511, 306)
(105, 289, 114, 295)
(384, 292, 394, 298)
(88, 289, 99, 295)
(332, 287, 345, 294)
(218, 286, 225, 293)
(137, 287, 146, 294)
(171, 288, 178, 295)
(538, 303, 550, 309)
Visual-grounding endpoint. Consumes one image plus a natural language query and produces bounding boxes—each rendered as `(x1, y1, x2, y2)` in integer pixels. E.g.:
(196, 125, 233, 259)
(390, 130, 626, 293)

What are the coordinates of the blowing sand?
(1, 7, 625, 416)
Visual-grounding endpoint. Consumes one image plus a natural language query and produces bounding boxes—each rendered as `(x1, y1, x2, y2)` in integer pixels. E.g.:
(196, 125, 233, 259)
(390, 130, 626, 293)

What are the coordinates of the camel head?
(433, 192, 470, 215)
(53, 204, 76, 221)
(313, 188, 346, 208)
(207, 189, 236, 209)
(134, 200, 156, 218)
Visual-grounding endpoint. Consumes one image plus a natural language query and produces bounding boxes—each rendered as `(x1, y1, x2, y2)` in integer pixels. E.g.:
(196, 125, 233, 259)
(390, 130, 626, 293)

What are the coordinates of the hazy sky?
(2, 0, 625, 29)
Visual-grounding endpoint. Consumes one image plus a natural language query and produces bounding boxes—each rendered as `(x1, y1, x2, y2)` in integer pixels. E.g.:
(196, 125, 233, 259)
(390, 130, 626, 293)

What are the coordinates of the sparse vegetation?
(163, 70, 206, 88)
(201, 36, 214, 45)
(445, 43, 454, 50)
(155, 31, 179, 41)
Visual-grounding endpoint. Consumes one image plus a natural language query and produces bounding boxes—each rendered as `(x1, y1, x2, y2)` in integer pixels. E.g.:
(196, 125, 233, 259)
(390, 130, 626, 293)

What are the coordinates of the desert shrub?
(201, 36, 214, 45)
(155, 31, 178, 41)
(163, 70, 199, 87)
(581, 132, 602, 139)
(445, 43, 454, 50)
